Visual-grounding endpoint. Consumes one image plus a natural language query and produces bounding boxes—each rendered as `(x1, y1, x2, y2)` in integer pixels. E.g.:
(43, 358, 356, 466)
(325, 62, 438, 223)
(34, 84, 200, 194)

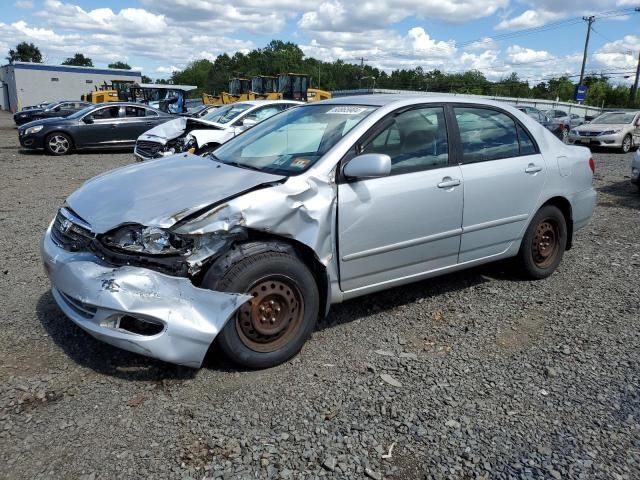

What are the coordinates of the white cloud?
(156, 65, 180, 75)
(592, 35, 640, 70)
(464, 37, 499, 52)
(506, 45, 554, 63)
(14, 0, 34, 8)
(496, 10, 561, 30)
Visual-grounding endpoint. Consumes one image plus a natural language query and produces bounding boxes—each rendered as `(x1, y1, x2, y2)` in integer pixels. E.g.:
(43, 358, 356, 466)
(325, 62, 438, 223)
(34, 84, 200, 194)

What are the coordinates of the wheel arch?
(540, 196, 573, 250)
(204, 230, 330, 318)
(44, 130, 75, 152)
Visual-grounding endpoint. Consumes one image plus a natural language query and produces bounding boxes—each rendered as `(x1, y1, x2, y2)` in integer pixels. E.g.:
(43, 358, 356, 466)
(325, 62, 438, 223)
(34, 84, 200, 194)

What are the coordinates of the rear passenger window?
(363, 107, 449, 174)
(454, 107, 519, 162)
(125, 106, 147, 117)
(517, 125, 536, 155)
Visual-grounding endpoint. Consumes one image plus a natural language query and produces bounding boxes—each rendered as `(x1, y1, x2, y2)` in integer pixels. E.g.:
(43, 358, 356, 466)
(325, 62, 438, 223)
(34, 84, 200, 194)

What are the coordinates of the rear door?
(78, 105, 122, 148)
(337, 105, 464, 292)
(453, 105, 546, 263)
(118, 106, 159, 144)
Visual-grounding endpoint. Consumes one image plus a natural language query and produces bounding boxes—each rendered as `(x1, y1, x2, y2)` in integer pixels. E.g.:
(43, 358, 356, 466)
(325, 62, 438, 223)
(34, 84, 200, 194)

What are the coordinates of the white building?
(0, 62, 142, 112)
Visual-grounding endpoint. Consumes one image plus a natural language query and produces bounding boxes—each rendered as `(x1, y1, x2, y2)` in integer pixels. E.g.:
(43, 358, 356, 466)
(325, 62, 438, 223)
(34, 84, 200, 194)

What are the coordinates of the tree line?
(6, 40, 638, 108)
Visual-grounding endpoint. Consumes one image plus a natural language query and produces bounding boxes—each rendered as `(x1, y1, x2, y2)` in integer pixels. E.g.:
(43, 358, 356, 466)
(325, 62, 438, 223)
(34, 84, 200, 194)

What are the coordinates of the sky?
(1, 0, 639, 85)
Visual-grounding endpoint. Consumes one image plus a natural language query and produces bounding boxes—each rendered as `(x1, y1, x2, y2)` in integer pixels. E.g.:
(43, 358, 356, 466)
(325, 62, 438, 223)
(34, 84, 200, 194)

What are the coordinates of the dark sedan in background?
(18, 103, 174, 155)
(13, 100, 92, 126)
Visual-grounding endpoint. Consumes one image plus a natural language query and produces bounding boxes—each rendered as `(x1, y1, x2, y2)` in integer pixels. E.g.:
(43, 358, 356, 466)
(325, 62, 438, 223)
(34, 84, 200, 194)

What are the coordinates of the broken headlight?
(103, 225, 194, 255)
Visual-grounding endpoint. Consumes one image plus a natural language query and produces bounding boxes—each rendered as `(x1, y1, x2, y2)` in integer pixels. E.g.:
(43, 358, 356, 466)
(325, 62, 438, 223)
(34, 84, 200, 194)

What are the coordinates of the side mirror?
(343, 153, 391, 179)
(242, 118, 258, 128)
(54, 106, 61, 112)
(83, 116, 94, 124)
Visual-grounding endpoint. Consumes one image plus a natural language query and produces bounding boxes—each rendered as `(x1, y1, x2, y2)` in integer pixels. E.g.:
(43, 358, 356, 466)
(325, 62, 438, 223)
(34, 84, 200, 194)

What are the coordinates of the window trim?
(447, 103, 540, 165)
(85, 105, 122, 122)
(337, 102, 457, 183)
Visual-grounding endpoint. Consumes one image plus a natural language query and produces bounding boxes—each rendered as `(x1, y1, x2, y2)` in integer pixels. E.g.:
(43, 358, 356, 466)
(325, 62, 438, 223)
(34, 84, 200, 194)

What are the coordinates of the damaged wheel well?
(201, 233, 330, 318)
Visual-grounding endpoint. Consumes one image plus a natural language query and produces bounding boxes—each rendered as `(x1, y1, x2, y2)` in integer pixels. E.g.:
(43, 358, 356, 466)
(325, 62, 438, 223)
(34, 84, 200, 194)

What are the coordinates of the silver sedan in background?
(569, 111, 640, 153)
(41, 95, 596, 369)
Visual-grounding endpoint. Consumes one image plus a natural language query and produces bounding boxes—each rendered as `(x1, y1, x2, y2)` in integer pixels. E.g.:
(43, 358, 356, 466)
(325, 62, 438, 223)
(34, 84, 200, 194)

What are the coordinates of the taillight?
(588, 158, 595, 173)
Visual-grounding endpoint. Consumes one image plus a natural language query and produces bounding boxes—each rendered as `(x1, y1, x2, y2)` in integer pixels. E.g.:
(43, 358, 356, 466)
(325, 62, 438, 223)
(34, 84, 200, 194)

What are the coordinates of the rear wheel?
(202, 243, 319, 369)
(195, 143, 220, 156)
(621, 134, 632, 153)
(45, 133, 72, 155)
(517, 205, 567, 279)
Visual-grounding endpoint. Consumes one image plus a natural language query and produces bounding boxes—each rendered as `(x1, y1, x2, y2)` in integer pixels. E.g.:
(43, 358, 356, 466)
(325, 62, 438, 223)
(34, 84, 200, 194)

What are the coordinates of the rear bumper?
(41, 225, 250, 367)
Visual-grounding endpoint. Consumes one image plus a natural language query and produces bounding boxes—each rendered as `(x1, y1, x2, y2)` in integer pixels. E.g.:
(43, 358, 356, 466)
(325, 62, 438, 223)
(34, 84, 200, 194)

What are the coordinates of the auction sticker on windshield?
(291, 158, 310, 168)
(326, 106, 369, 115)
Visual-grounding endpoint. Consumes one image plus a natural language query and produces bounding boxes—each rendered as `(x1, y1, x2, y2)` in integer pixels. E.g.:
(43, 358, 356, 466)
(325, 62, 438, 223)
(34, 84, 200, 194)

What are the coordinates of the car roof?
(234, 100, 304, 106)
(315, 93, 529, 111)
(92, 102, 163, 109)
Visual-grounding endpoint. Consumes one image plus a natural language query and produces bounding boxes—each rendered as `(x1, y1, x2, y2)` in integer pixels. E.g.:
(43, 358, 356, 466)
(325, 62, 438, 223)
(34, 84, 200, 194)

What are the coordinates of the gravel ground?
(0, 110, 639, 480)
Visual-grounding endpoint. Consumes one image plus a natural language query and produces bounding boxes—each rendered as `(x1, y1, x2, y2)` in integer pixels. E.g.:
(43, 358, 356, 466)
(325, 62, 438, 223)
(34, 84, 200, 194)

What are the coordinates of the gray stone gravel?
(0, 110, 639, 479)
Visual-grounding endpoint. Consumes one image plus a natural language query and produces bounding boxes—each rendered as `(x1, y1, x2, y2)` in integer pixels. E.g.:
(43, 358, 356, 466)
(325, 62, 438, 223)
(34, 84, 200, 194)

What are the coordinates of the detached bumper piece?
(42, 226, 250, 367)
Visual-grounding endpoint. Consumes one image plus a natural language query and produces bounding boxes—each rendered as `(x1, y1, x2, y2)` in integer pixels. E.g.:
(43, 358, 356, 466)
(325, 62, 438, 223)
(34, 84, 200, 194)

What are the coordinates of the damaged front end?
(135, 117, 222, 161)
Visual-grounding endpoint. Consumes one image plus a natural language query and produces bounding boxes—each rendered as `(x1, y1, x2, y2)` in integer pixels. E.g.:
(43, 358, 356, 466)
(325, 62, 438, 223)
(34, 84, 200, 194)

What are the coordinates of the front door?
(338, 106, 464, 292)
(452, 106, 547, 263)
(79, 105, 122, 148)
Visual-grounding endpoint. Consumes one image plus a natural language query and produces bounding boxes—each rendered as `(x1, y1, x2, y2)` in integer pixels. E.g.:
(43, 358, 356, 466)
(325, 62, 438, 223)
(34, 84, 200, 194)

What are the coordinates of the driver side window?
(363, 107, 449, 175)
(90, 106, 120, 121)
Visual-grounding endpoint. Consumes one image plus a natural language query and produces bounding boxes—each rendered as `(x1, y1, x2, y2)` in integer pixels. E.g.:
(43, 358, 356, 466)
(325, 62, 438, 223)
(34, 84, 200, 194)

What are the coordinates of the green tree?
(6, 42, 42, 63)
(108, 61, 131, 70)
(141, 75, 152, 83)
(62, 53, 93, 67)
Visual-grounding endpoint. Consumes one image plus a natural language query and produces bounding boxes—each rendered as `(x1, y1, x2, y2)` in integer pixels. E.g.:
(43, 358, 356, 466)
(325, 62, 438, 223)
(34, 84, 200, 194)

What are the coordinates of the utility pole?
(578, 16, 595, 87)
(631, 50, 640, 106)
(358, 57, 367, 89)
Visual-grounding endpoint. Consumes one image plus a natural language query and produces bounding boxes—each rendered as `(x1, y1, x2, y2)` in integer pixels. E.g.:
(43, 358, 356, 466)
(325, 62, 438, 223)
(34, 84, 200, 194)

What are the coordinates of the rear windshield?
(210, 104, 377, 175)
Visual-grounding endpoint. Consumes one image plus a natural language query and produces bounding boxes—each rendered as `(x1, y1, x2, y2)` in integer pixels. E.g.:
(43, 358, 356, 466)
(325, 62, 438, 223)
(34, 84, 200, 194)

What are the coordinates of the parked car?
(18, 103, 174, 155)
(13, 100, 91, 126)
(569, 111, 640, 153)
(134, 100, 302, 161)
(543, 109, 584, 142)
(181, 104, 220, 118)
(42, 95, 596, 369)
(632, 148, 640, 190)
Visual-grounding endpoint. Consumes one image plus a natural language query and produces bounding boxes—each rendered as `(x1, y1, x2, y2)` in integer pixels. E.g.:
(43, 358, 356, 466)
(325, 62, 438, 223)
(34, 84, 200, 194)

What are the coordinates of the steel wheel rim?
(49, 135, 69, 154)
(235, 275, 304, 353)
(532, 218, 559, 268)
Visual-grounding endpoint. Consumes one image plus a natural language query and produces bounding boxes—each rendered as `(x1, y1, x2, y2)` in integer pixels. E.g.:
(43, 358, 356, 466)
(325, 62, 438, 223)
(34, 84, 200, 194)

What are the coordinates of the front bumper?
(41, 226, 250, 367)
(18, 132, 45, 150)
(568, 133, 623, 148)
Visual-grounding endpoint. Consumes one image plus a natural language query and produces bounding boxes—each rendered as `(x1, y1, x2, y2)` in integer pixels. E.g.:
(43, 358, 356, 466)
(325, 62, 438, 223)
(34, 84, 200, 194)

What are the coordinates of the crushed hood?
(138, 117, 223, 144)
(66, 154, 285, 234)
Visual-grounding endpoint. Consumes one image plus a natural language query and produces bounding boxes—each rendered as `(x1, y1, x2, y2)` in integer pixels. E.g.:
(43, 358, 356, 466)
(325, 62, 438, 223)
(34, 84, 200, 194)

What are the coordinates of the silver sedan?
(569, 111, 640, 153)
(42, 95, 597, 369)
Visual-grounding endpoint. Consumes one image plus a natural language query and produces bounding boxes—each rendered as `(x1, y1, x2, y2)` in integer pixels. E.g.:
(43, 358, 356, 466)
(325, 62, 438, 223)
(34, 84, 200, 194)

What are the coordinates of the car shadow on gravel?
(317, 261, 517, 331)
(18, 148, 134, 156)
(36, 291, 197, 381)
(597, 180, 640, 209)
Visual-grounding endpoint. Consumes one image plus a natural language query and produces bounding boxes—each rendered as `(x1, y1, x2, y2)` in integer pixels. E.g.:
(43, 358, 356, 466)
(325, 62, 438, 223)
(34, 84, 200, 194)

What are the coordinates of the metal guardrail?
(331, 88, 604, 118)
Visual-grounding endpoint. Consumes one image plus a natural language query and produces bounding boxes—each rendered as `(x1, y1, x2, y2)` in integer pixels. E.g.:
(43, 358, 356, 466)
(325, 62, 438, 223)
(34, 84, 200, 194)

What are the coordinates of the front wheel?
(621, 134, 632, 154)
(517, 205, 567, 279)
(45, 133, 72, 155)
(202, 243, 319, 369)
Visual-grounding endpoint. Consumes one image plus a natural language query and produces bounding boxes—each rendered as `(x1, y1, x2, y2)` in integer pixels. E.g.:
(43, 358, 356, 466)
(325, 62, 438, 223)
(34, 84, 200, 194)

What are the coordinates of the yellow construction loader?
(202, 73, 331, 105)
(82, 80, 135, 103)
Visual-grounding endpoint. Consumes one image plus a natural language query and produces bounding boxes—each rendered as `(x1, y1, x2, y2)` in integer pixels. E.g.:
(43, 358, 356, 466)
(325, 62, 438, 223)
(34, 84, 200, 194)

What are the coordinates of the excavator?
(202, 73, 331, 105)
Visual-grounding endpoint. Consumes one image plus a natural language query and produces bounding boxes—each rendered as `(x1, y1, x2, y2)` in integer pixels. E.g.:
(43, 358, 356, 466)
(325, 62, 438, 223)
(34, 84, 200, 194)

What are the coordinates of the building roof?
(2, 61, 142, 77)
(138, 83, 198, 91)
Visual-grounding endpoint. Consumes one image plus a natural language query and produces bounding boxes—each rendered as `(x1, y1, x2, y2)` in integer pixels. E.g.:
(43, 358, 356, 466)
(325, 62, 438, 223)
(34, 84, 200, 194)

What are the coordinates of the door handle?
(525, 163, 543, 174)
(437, 177, 461, 189)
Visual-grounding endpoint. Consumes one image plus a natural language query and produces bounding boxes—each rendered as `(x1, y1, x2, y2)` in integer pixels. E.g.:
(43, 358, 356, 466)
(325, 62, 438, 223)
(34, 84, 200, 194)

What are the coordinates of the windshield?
(210, 104, 377, 175)
(203, 103, 252, 124)
(67, 105, 98, 119)
(590, 112, 636, 125)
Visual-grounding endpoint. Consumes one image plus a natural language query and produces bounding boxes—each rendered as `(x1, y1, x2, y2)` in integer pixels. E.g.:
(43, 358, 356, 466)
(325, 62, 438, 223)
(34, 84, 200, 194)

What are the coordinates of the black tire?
(45, 132, 72, 155)
(195, 143, 220, 156)
(621, 134, 632, 154)
(517, 205, 567, 279)
(561, 127, 569, 143)
(202, 243, 319, 369)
